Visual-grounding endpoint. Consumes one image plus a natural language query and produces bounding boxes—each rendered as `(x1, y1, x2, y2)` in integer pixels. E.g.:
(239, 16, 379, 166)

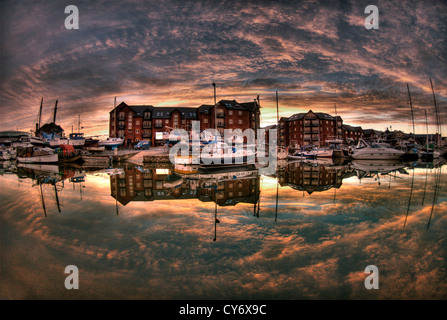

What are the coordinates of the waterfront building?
(278, 110, 344, 148)
(109, 99, 261, 147)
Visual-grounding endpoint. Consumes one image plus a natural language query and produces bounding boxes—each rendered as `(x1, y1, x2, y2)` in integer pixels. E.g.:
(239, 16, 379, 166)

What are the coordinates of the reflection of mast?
(403, 167, 415, 228)
(275, 177, 279, 222)
(213, 201, 220, 242)
(422, 163, 428, 205)
(54, 184, 61, 213)
(427, 167, 442, 232)
(115, 174, 119, 216)
(40, 184, 47, 218)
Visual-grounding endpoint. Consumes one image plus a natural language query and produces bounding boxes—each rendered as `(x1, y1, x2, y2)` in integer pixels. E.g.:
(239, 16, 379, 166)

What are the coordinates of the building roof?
(0, 131, 31, 138)
(342, 124, 363, 132)
(111, 99, 258, 118)
(128, 105, 154, 116)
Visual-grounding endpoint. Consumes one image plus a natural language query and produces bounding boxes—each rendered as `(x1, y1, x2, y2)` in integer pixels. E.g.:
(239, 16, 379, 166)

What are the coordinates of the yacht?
(200, 142, 256, 165)
(352, 139, 404, 160)
(16, 146, 58, 163)
(98, 137, 124, 148)
(295, 146, 333, 159)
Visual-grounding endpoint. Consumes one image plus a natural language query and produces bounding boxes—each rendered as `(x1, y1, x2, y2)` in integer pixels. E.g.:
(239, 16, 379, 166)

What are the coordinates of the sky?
(1, 0, 446, 137)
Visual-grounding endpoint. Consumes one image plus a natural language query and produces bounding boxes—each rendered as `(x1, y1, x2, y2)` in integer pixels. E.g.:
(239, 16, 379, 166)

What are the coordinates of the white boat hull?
(314, 149, 333, 158)
(352, 149, 404, 160)
(17, 153, 58, 163)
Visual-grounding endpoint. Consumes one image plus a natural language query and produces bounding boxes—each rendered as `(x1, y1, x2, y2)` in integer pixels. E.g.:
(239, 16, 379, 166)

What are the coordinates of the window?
(119, 112, 125, 120)
(229, 110, 233, 115)
(144, 111, 151, 119)
(204, 118, 208, 124)
(136, 120, 140, 125)
(155, 120, 163, 128)
(238, 119, 243, 125)
(238, 111, 243, 115)
(229, 119, 233, 124)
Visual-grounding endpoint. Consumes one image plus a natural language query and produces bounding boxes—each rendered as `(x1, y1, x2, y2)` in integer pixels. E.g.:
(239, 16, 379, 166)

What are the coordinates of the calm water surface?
(1, 159, 446, 299)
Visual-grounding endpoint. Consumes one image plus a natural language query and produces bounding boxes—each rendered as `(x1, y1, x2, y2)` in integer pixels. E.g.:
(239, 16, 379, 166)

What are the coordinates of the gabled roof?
(151, 107, 176, 119)
(198, 104, 214, 113)
(314, 112, 335, 120)
(342, 124, 362, 132)
(218, 100, 259, 111)
(128, 105, 154, 116)
(175, 108, 199, 119)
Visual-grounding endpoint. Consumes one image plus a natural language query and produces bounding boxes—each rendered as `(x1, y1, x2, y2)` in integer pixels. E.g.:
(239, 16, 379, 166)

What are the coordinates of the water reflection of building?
(110, 165, 261, 207)
(278, 161, 354, 194)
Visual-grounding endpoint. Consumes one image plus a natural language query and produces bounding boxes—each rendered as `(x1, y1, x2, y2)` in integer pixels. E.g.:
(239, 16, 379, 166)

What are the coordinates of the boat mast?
(114, 97, 117, 137)
(430, 78, 441, 145)
(425, 110, 429, 149)
(213, 83, 217, 131)
(334, 104, 338, 140)
(53, 100, 58, 123)
(37, 97, 43, 132)
(276, 91, 280, 148)
(406, 84, 416, 141)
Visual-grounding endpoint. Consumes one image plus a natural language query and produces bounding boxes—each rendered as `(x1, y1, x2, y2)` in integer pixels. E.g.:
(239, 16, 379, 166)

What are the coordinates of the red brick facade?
(109, 100, 260, 147)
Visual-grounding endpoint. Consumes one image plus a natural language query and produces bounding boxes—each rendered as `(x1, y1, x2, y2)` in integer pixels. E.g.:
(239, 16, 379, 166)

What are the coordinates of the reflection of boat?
(174, 164, 200, 174)
(85, 146, 106, 152)
(287, 152, 306, 160)
(352, 160, 406, 174)
(163, 174, 183, 188)
(179, 164, 258, 182)
(17, 163, 60, 174)
(352, 139, 404, 160)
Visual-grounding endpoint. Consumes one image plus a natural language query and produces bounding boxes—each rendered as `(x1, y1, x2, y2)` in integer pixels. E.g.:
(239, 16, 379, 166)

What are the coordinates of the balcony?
(217, 122, 226, 127)
(117, 125, 126, 130)
(216, 113, 226, 118)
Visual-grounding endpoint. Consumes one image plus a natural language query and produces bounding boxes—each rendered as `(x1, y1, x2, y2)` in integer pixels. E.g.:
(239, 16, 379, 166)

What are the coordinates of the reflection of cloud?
(1, 163, 447, 298)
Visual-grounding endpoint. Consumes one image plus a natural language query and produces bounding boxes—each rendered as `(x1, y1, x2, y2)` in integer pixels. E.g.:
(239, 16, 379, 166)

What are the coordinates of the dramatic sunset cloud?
(0, 0, 446, 136)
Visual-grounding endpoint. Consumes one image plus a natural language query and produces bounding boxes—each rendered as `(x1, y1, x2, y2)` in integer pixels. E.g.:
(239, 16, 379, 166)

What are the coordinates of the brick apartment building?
(277, 110, 367, 148)
(109, 99, 261, 146)
(278, 110, 344, 148)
